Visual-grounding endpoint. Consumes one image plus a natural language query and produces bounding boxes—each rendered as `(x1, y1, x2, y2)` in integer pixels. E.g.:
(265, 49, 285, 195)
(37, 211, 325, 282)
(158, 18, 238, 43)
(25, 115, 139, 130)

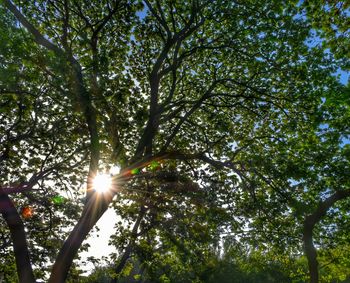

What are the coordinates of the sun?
(92, 174, 112, 193)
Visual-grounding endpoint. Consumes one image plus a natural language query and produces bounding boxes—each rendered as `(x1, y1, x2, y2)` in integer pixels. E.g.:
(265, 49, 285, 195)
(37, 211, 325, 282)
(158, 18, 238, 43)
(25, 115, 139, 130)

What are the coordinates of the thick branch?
(4, 5, 102, 282)
(303, 189, 350, 283)
(69, 61, 100, 184)
(3, 0, 63, 54)
(48, 191, 114, 283)
(134, 3, 205, 159)
(133, 38, 174, 158)
(0, 189, 36, 283)
(4, 0, 100, 187)
(111, 206, 146, 283)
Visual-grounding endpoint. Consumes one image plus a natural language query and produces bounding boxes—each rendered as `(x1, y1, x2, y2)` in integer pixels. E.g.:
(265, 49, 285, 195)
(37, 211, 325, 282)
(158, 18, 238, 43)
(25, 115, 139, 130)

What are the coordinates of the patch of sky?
(289, 177, 304, 186)
(136, 9, 147, 20)
(136, 3, 148, 20)
(304, 30, 323, 49)
(319, 188, 334, 201)
(257, 32, 266, 39)
(340, 137, 350, 147)
(334, 68, 350, 85)
(318, 118, 350, 148)
(79, 207, 119, 275)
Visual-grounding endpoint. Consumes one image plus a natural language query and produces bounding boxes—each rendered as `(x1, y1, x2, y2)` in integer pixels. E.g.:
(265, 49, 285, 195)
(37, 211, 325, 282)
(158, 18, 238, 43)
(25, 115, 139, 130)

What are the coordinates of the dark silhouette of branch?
(3, 0, 63, 54)
(111, 206, 147, 283)
(144, 0, 171, 37)
(0, 189, 36, 283)
(48, 190, 114, 283)
(134, 1, 206, 159)
(303, 189, 350, 283)
(3, 0, 100, 196)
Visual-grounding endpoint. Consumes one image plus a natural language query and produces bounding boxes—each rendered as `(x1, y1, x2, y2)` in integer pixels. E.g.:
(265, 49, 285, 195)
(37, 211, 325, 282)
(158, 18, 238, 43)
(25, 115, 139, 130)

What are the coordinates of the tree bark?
(0, 189, 36, 283)
(303, 216, 319, 283)
(48, 191, 113, 283)
(302, 189, 350, 283)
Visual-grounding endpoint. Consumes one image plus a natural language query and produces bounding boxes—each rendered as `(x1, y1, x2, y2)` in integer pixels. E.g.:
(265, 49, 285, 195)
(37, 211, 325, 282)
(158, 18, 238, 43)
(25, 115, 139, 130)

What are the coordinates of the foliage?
(0, 0, 349, 282)
(301, 1, 350, 63)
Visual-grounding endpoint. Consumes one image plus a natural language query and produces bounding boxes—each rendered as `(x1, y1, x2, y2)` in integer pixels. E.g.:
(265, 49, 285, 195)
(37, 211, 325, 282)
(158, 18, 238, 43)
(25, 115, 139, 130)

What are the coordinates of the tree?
(0, 0, 349, 282)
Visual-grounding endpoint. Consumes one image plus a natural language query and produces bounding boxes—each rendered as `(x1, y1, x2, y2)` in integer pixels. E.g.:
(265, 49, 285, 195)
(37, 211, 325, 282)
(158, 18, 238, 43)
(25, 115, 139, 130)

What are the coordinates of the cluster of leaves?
(302, 1, 350, 62)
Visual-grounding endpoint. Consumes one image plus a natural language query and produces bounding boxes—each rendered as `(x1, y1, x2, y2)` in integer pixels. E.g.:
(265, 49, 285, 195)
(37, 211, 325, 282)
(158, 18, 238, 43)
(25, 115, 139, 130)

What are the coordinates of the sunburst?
(92, 174, 112, 193)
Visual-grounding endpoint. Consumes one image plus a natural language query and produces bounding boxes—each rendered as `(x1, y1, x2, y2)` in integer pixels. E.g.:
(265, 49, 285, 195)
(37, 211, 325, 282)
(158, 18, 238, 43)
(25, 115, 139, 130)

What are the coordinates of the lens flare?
(93, 174, 112, 193)
(131, 168, 140, 175)
(22, 206, 33, 219)
(52, 195, 64, 205)
(148, 160, 161, 171)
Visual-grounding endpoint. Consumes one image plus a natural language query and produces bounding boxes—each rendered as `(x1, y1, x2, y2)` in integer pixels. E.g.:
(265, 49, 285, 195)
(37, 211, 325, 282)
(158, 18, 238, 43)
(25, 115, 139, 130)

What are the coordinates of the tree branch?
(303, 189, 350, 283)
(144, 0, 171, 37)
(161, 81, 218, 151)
(3, 0, 63, 55)
(0, 189, 36, 283)
(48, 190, 114, 283)
(111, 206, 147, 282)
(133, 1, 206, 160)
(4, 0, 101, 188)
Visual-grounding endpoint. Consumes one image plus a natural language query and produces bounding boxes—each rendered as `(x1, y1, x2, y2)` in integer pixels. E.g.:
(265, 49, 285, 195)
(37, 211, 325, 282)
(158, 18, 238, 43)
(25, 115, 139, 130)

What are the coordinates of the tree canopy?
(0, 0, 349, 282)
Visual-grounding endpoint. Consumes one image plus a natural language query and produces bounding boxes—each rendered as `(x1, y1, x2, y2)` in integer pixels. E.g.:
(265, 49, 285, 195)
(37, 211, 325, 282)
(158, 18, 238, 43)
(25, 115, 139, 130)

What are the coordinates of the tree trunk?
(302, 189, 350, 283)
(48, 192, 113, 283)
(0, 190, 36, 283)
(303, 216, 319, 283)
